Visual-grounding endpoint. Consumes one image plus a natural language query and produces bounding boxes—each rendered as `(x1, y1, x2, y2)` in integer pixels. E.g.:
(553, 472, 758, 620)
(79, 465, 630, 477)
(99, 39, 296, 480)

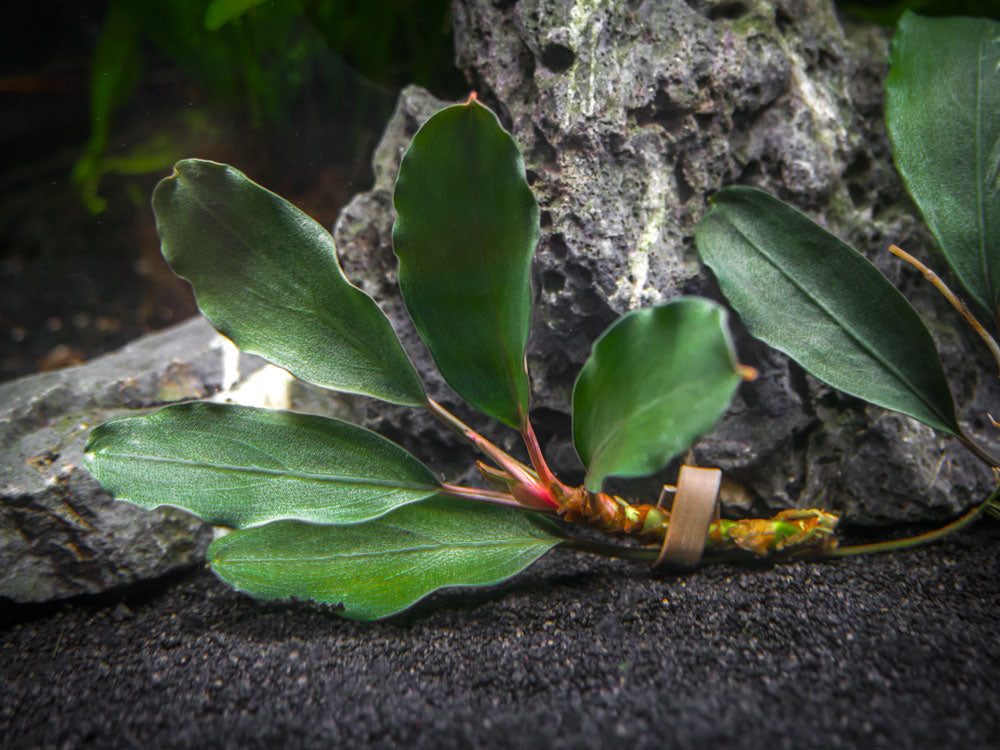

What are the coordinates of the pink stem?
(440, 483, 536, 510)
(426, 398, 536, 477)
(425, 399, 560, 511)
(521, 418, 558, 489)
(467, 433, 541, 491)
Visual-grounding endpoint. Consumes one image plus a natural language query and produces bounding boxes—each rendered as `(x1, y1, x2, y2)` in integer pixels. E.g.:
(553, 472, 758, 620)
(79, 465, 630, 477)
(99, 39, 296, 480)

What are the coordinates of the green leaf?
(695, 186, 960, 436)
(84, 402, 440, 527)
(886, 11, 1000, 316)
(154, 159, 426, 407)
(204, 0, 268, 30)
(572, 298, 743, 491)
(207, 496, 564, 620)
(392, 98, 537, 429)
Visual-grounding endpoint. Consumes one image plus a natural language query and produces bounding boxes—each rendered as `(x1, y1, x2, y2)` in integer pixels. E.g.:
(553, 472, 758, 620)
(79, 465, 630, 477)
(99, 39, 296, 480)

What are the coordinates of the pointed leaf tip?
(84, 402, 441, 528)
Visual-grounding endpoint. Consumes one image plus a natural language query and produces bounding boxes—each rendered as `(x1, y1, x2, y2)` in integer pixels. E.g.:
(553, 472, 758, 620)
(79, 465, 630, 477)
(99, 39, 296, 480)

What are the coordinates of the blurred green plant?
(73, 0, 462, 212)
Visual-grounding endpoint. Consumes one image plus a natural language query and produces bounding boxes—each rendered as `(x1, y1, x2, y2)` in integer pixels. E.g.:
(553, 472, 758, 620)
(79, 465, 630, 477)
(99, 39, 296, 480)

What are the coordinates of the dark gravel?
(2, 522, 999, 749)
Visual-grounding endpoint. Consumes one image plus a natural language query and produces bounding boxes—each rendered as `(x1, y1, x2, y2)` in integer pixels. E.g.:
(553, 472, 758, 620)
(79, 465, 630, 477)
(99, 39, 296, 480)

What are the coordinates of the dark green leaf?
(154, 159, 426, 406)
(886, 11, 1000, 316)
(696, 186, 960, 435)
(207, 496, 564, 620)
(572, 298, 743, 491)
(392, 98, 537, 428)
(84, 402, 440, 527)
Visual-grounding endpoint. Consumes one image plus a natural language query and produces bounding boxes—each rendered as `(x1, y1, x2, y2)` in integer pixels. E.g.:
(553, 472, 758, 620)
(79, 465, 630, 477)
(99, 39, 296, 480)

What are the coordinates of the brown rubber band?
(655, 465, 722, 568)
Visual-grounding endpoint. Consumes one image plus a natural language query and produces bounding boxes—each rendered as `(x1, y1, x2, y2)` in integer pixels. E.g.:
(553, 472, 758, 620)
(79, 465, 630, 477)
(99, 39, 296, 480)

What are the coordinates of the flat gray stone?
(0, 317, 247, 603)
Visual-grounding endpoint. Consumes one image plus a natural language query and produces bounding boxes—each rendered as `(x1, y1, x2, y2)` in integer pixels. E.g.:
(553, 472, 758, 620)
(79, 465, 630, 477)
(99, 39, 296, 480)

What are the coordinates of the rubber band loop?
(655, 465, 722, 568)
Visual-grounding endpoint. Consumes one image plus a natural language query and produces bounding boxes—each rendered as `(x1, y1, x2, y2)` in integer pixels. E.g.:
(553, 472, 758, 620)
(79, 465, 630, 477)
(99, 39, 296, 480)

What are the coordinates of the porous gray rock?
(333, 0, 1000, 523)
(0, 317, 242, 603)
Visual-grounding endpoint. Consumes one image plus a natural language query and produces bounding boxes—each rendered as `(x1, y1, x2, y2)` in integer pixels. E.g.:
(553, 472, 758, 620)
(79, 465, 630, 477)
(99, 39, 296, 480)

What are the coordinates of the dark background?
(0, 0, 463, 383)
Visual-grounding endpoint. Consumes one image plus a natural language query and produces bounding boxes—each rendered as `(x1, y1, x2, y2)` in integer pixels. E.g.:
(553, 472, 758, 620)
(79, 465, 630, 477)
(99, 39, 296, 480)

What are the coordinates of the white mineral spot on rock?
(214, 363, 294, 411)
(212, 334, 242, 392)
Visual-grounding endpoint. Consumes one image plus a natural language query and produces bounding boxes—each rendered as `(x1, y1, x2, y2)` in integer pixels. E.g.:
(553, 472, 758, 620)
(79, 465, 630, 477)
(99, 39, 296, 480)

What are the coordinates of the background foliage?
(75, 0, 464, 212)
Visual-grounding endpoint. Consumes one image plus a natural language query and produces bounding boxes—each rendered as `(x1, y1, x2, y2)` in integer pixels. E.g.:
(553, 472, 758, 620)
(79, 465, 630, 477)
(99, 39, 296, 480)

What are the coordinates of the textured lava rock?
(333, 0, 1000, 523)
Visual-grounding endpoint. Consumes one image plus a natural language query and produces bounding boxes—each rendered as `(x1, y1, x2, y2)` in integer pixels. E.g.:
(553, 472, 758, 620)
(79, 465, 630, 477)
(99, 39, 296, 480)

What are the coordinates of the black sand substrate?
(3, 522, 999, 749)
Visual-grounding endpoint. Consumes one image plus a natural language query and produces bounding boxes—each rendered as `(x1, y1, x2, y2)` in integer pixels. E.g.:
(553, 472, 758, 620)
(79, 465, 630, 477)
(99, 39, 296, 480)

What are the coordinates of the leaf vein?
(95, 452, 438, 491)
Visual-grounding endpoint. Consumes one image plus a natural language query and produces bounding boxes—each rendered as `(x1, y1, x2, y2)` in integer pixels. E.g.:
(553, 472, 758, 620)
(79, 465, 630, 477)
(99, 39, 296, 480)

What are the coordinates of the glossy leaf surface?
(84, 402, 440, 528)
(207, 496, 564, 620)
(696, 186, 960, 435)
(154, 159, 426, 406)
(393, 99, 537, 428)
(572, 298, 742, 491)
(886, 12, 1000, 316)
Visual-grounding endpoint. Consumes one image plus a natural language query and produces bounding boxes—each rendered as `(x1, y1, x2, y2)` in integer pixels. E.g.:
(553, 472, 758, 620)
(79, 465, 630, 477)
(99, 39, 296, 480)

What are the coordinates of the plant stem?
(565, 487, 1000, 565)
(561, 537, 776, 566)
(826, 486, 1000, 558)
(521, 418, 559, 488)
(889, 244, 1000, 375)
(887, 247, 1000, 468)
(560, 538, 659, 562)
(425, 398, 535, 477)
(958, 430, 1000, 469)
(439, 483, 533, 510)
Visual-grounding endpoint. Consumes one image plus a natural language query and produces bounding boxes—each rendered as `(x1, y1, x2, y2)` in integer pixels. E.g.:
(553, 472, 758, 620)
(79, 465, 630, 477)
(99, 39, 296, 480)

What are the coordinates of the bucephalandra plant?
(83, 94, 808, 621)
(84, 11, 1000, 620)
